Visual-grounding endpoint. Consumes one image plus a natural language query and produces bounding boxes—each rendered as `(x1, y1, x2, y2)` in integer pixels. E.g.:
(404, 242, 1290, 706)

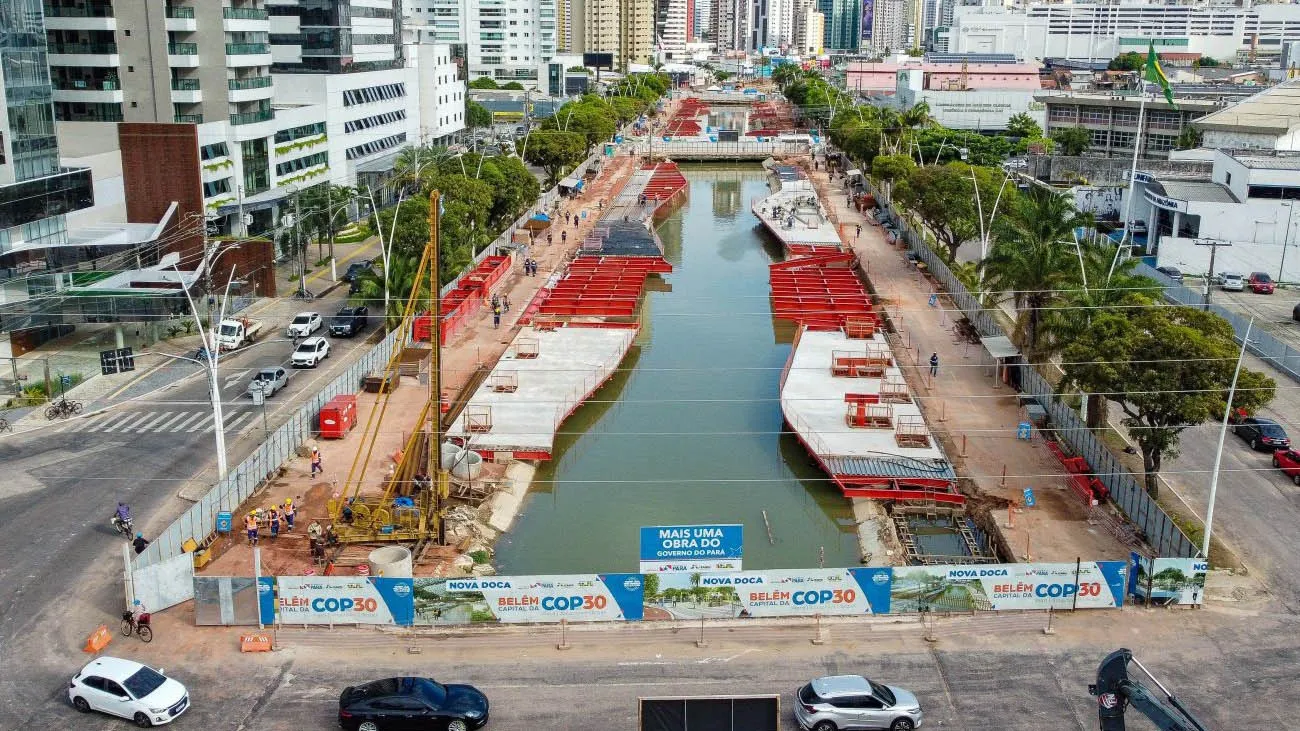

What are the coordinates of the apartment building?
(712, 0, 747, 52)
(586, 0, 651, 67)
(868, 0, 907, 54)
(816, 0, 858, 53)
(413, 43, 467, 143)
(657, 0, 693, 60)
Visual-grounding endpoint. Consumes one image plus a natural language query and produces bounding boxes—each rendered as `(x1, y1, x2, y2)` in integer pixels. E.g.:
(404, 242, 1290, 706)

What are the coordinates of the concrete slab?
(782, 328, 945, 463)
(753, 179, 844, 246)
(445, 325, 638, 456)
(487, 461, 536, 534)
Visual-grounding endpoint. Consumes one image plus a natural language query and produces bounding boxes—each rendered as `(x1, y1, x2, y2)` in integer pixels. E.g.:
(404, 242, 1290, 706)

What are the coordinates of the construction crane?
(328, 190, 448, 547)
(1089, 649, 1211, 731)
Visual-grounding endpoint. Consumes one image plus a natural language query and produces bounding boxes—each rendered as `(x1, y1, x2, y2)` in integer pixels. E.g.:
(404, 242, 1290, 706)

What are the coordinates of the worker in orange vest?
(244, 512, 259, 545)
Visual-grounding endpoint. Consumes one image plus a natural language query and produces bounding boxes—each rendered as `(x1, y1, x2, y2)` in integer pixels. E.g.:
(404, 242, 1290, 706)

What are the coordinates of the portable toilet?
(319, 394, 358, 439)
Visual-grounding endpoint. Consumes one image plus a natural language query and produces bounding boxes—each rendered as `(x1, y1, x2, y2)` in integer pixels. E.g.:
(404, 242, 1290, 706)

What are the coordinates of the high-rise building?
(712, 0, 747, 52)
(1, 0, 95, 297)
(869, 0, 906, 53)
(796, 4, 823, 55)
(694, 0, 710, 41)
(766, 0, 794, 49)
(816, 0, 858, 52)
(586, 0, 652, 67)
(657, 0, 693, 60)
(405, 0, 557, 83)
(748, 0, 768, 50)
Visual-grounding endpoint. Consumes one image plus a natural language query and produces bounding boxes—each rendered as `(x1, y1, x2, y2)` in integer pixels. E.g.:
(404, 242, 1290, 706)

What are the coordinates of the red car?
(1273, 449, 1300, 485)
(1248, 272, 1275, 294)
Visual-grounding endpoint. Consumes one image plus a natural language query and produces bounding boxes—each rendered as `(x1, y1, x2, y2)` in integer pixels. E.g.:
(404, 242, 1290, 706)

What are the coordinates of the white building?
(412, 44, 467, 145)
(894, 67, 1044, 131)
(870, 0, 908, 55)
(404, 0, 557, 83)
(1192, 79, 1300, 152)
(657, 0, 692, 60)
(946, 3, 1300, 64)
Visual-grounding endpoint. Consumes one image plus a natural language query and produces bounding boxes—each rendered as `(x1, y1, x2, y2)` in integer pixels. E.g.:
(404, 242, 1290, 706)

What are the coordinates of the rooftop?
(1152, 179, 1239, 204)
(1193, 79, 1300, 134)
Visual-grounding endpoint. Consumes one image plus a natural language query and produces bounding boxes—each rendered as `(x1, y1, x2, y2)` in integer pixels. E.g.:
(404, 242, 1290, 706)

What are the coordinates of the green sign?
(1120, 37, 1189, 47)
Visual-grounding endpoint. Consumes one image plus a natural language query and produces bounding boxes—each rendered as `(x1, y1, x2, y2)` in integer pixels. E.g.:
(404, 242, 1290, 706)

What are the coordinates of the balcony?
(168, 42, 200, 67)
(47, 42, 120, 67)
(228, 75, 274, 102)
(165, 5, 197, 31)
(224, 6, 270, 32)
(52, 77, 124, 104)
(171, 78, 202, 103)
(230, 108, 274, 125)
(223, 7, 268, 19)
(225, 43, 272, 66)
(171, 78, 200, 90)
(174, 114, 204, 124)
(44, 3, 116, 31)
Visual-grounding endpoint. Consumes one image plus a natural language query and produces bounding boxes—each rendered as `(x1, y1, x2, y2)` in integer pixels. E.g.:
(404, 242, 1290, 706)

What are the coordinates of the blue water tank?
(216, 511, 233, 533)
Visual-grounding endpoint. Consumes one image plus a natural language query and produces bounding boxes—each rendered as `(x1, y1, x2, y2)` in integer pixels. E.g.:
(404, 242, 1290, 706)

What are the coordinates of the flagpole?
(1118, 88, 1148, 258)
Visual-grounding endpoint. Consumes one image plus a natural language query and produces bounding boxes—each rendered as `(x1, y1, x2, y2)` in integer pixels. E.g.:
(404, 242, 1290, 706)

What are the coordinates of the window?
(1089, 129, 1109, 147)
(1147, 134, 1176, 152)
(1110, 131, 1135, 148)
(1080, 108, 1107, 124)
(276, 151, 328, 176)
(204, 178, 232, 197)
(346, 133, 407, 160)
(342, 83, 407, 106)
(1247, 185, 1300, 200)
(1113, 109, 1139, 126)
(200, 142, 230, 160)
(344, 110, 407, 133)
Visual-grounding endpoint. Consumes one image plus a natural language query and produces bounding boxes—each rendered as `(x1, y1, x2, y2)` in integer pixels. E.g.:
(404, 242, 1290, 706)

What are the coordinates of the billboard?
(641, 568, 892, 619)
(861, 0, 875, 42)
(412, 574, 645, 624)
(583, 52, 614, 69)
(890, 562, 1127, 612)
(1128, 553, 1207, 606)
(640, 524, 743, 573)
(259, 577, 415, 625)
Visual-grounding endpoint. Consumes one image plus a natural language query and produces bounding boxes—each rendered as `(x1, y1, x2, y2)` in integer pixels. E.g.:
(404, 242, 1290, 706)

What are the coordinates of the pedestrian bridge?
(634, 140, 814, 161)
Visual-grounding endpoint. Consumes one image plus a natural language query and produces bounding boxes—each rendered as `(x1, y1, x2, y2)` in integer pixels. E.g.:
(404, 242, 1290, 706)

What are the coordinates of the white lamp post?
(172, 263, 239, 479)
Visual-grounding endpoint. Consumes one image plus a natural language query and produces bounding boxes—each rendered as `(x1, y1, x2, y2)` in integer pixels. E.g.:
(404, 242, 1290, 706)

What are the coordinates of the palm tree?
(980, 187, 1093, 361)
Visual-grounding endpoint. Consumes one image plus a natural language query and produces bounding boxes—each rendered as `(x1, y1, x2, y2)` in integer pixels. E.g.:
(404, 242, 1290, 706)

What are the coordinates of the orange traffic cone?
(83, 625, 112, 653)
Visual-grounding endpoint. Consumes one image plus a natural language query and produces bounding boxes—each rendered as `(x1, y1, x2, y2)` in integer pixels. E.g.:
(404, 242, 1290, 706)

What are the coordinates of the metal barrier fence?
(873, 192, 1198, 558)
(1135, 261, 1300, 384)
(132, 325, 402, 571)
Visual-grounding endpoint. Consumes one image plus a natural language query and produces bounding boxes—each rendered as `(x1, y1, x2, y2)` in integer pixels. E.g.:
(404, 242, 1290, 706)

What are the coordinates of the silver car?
(794, 675, 922, 731)
(246, 367, 288, 397)
(1220, 273, 1245, 292)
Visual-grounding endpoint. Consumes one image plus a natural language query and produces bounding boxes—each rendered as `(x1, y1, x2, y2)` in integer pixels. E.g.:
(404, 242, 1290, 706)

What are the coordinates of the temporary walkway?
(781, 327, 961, 504)
(752, 166, 845, 256)
(444, 323, 639, 460)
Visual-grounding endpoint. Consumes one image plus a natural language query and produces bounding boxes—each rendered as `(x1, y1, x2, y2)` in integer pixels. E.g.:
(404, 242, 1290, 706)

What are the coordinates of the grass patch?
(468, 550, 491, 564)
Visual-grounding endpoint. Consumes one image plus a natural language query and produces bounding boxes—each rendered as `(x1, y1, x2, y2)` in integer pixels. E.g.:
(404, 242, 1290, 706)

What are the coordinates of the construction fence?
(873, 196, 1199, 559)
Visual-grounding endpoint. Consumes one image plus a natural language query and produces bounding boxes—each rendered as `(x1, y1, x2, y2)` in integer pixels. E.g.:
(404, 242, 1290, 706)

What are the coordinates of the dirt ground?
(805, 159, 1132, 563)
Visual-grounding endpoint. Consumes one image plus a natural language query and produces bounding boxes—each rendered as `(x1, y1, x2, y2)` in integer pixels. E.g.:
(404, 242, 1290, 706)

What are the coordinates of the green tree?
(980, 186, 1090, 360)
(1175, 126, 1204, 150)
(1193, 57, 1221, 68)
(1051, 127, 1091, 156)
(500, 81, 525, 90)
(523, 130, 587, 185)
(1005, 112, 1043, 139)
(468, 77, 499, 89)
(895, 162, 1010, 263)
(298, 182, 358, 261)
(1108, 52, 1144, 71)
(1061, 307, 1276, 497)
(641, 573, 660, 599)
(870, 153, 915, 202)
(466, 100, 492, 128)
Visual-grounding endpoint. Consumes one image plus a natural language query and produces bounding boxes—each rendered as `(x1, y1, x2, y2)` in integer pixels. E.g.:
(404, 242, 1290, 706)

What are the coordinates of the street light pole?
(172, 263, 238, 480)
(1203, 317, 1253, 560)
(1277, 201, 1296, 283)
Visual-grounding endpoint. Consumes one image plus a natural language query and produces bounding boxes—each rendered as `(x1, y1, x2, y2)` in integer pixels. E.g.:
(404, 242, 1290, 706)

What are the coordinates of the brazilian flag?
(1145, 43, 1177, 108)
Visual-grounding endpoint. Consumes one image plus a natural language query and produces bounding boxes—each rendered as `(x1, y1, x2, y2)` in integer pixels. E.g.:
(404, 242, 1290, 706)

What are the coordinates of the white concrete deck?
(781, 328, 945, 463)
(752, 180, 843, 247)
(446, 325, 638, 456)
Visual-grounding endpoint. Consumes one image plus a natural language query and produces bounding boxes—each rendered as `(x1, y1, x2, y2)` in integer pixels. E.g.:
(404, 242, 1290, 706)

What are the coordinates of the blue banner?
(639, 524, 743, 573)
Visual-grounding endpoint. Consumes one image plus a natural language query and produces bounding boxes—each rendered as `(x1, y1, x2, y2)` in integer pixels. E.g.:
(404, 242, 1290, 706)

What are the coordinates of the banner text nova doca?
(258, 577, 415, 626)
(411, 574, 645, 624)
(689, 568, 894, 617)
(889, 561, 1128, 612)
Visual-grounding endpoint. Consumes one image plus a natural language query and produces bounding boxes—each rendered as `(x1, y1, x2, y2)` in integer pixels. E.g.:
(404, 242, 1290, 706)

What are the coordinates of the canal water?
(494, 166, 860, 574)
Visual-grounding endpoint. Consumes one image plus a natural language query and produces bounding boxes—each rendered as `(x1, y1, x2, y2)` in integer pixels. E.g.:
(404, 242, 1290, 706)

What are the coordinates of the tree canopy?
(1005, 112, 1042, 140)
(1051, 126, 1091, 156)
(523, 130, 587, 185)
(466, 99, 492, 128)
(468, 77, 499, 89)
(1108, 52, 1144, 71)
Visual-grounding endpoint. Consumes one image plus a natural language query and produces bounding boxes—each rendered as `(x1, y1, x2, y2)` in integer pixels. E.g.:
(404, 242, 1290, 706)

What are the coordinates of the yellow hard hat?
(285, 498, 293, 506)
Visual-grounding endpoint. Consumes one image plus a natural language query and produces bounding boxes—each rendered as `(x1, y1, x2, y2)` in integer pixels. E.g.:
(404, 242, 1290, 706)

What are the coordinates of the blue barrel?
(216, 511, 233, 533)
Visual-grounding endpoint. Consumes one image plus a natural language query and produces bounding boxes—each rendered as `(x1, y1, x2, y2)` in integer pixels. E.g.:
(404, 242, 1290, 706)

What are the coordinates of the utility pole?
(1196, 237, 1231, 310)
(1278, 201, 1296, 283)
(295, 189, 307, 298)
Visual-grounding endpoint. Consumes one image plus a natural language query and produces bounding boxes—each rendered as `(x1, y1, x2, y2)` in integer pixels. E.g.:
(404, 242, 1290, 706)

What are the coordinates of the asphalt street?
(0, 287, 376, 708)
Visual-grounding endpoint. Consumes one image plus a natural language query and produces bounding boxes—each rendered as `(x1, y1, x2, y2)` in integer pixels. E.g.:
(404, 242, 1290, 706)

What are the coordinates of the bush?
(468, 550, 491, 564)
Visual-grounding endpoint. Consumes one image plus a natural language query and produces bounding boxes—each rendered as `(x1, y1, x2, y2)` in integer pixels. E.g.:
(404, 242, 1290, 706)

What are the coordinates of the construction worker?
(132, 533, 149, 555)
(307, 519, 323, 543)
(310, 448, 323, 478)
(244, 512, 259, 545)
(269, 508, 281, 539)
(283, 498, 296, 531)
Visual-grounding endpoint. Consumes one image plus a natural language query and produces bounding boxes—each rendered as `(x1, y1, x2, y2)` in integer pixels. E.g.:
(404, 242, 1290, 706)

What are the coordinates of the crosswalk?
(61, 408, 260, 435)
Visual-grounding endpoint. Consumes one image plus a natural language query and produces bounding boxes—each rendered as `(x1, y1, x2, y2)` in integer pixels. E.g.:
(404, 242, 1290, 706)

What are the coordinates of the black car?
(330, 306, 369, 337)
(343, 259, 374, 283)
(1155, 266, 1184, 283)
(1235, 417, 1291, 451)
(338, 677, 488, 731)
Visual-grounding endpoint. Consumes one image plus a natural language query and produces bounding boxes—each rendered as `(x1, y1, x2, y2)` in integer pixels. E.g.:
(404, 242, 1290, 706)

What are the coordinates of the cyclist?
(112, 502, 132, 533)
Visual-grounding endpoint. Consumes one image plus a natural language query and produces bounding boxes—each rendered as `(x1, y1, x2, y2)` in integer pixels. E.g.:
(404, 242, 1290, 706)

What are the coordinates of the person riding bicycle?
(113, 502, 132, 532)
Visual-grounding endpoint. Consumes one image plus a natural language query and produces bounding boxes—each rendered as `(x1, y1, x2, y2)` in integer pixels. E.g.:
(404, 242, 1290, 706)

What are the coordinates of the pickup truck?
(214, 317, 264, 351)
(329, 305, 369, 337)
(1273, 449, 1300, 485)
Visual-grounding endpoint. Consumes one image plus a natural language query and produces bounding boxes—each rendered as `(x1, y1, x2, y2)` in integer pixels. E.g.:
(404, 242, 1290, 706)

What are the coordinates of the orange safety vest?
(245, 515, 257, 531)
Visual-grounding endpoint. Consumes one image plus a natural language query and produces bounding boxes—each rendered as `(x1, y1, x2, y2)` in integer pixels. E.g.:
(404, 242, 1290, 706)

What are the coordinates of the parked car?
(292, 336, 330, 368)
(1155, 266, 1183, 283)
(1248, 271, 1276, 294)
(1272, 449, 1300, 485)
(795, 675, 923, 731)
(287, 312, 323, 338)
(246, 367, 289, 397)
(69, 656, 189, 727)
(338, 677, 489, 731)
(1235, 417, 1291, 451)
(342, 259, 374, 283)
(1220, 273, 1245, 292)
(330, 306, 370, 337)
(1294, 302, 1300, 322)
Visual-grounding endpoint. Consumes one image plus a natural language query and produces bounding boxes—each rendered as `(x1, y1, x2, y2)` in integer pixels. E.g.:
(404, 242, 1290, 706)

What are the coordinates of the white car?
(292, 336, 330, 368)
(69, 656, 189, 727)
(287, 312, 322, 338)
(1220, 273, 1245, 292)
(246, 366, 289, 397)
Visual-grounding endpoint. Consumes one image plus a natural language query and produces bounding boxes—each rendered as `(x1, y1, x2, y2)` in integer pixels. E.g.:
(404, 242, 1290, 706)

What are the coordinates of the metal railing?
(1137, 261, 1300, 384)
(226, 42, 270, 55)
(50, 42, 118, 54)
(873, 187, 1198, 559)
(165, 6, 195, 18)
(132, 326, 402, 571)
(229, 75, 273, 91)
(46, 4, 115, 17)
(171, 78, 200, 91)
(168, 42, 198, 55)
(230, 108, 274, 125)
(174, 114, 204, 124)
(223, 6, 269, 19)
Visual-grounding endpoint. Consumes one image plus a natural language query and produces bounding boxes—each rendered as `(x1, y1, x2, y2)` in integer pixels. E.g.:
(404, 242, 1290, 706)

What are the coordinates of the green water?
(494, 166, 860, 574)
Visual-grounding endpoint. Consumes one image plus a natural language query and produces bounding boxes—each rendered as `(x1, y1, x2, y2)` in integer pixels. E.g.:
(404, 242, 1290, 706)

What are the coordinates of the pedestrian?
(307, 519, 323, 543)
(493, 304, 502, 329)
(269, 508, 281, 539)
(283, 498, 295, 531)
(561, 231, 567, 244)
(502, 294, 510, 312)
(491, 293, 500, 310)
(547, 231, 553, 245)
(244, 511, 259, 546)
(929, 352, 939, 377)
(310, 447, 323, 478)
(132, 533, 149, 555)
(855, 224, 861, 239)
(565, 211, 571, 224)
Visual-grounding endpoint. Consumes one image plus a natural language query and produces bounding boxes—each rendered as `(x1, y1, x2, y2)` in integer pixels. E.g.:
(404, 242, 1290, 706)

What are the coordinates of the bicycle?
(44, 398, 82, 420)
(121, 607, 153, 643)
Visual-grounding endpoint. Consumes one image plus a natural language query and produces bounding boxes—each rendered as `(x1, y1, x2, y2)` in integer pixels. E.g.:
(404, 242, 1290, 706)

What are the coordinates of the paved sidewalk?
(806, 162, 1129, 562)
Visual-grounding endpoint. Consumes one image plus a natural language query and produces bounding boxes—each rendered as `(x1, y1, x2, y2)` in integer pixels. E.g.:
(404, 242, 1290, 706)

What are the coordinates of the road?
(0, 287, 378, 721)
(9, 608, 1300, 730)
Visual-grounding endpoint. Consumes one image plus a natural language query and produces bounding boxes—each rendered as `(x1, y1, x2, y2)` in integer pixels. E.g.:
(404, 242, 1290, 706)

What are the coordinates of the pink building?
(845, 62, 1042, 95)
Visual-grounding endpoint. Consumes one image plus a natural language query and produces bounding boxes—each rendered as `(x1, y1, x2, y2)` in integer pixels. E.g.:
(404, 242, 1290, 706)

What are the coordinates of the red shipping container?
(319, 394, 358, 439)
